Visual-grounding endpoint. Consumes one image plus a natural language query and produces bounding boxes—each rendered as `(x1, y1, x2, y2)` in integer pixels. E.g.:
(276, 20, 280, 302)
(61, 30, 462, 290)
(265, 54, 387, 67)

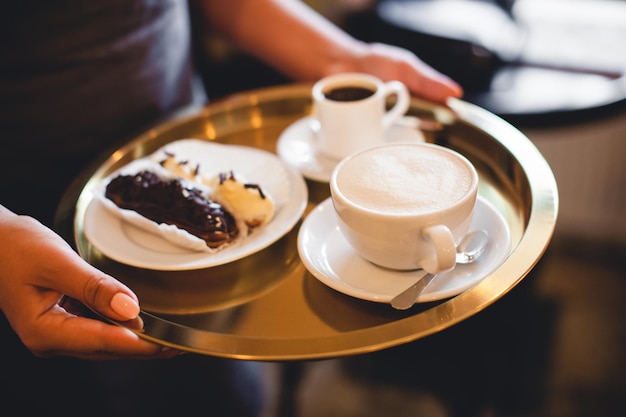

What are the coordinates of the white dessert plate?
(84, 140, 308, 271)
(276, 116, 426, 183)
(297, 196, 512, 304)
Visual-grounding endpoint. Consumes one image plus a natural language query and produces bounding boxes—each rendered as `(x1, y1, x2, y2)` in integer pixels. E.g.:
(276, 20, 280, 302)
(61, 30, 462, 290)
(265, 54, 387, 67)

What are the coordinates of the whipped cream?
(157, 152, 200, 182)
(205, 171, 275, 228)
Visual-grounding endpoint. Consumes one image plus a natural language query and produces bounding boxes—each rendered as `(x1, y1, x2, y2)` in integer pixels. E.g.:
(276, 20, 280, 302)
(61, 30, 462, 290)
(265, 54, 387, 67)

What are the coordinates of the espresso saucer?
(297, 196, 511, 304)
(276, 116, 425, 183)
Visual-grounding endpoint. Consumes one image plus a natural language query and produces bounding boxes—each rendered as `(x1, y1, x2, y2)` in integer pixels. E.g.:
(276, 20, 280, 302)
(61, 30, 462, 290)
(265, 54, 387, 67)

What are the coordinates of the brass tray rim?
(70, 84, 559, 360)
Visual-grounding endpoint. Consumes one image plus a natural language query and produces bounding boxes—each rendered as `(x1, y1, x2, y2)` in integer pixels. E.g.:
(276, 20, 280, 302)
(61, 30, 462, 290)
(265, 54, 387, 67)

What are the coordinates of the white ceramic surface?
(330, 143, 479, 273)
(312, 72, 410, 160)
(297, 196, 511, 304)
(276, 116, 425, 182)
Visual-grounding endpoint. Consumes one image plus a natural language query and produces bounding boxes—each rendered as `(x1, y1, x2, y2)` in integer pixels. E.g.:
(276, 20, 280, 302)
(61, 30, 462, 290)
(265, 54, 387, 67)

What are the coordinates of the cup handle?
(421, 224, 456, 274)
(381, 81, 410, 130)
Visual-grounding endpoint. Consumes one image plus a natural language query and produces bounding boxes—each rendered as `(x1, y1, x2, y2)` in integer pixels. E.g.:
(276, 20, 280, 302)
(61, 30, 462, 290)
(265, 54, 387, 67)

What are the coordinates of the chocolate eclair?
(105, 170, 239, 248)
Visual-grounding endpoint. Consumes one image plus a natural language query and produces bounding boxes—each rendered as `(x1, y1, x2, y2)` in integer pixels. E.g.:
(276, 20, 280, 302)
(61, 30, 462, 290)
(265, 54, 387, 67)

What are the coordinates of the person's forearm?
(194, 0, 463, 102)
(194, 0, 366, 80)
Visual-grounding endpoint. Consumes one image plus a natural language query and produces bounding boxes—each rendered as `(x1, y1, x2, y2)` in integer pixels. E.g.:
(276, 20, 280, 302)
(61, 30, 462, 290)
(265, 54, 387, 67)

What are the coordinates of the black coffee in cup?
(324, 86, 375, 102)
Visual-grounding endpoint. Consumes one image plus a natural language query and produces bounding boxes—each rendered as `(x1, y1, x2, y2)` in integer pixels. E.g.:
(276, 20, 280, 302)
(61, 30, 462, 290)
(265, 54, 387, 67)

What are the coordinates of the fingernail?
(111, 293, 140, 319)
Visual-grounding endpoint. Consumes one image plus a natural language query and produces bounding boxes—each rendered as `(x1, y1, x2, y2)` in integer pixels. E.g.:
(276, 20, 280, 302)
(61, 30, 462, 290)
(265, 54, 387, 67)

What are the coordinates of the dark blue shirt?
(0, 0, 206, 223)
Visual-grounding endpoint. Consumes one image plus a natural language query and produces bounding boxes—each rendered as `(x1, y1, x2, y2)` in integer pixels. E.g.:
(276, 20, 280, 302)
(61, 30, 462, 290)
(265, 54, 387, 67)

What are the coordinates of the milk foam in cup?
(313, 72, 410, 160)
(330, 143, 479, 273)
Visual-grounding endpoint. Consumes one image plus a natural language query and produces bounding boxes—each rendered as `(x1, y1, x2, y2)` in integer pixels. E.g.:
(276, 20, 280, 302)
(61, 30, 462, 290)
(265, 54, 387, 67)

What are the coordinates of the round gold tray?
(66, 84, 558, 360)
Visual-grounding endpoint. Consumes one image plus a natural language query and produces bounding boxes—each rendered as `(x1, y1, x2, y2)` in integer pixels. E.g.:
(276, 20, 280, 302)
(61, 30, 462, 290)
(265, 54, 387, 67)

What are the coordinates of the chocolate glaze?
(105, 170, 239, 248)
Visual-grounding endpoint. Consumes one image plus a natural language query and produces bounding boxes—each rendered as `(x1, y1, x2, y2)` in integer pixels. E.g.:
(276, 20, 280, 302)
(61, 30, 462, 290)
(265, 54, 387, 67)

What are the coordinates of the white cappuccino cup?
(330, 143, 479, 273)
(312, 72, 410, 160)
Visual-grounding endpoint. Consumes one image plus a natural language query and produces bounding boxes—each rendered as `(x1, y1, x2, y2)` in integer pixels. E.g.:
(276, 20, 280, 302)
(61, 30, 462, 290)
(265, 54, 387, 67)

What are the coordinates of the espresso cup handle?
(381, 81, 410, 130)
(421, 224, 456, 274)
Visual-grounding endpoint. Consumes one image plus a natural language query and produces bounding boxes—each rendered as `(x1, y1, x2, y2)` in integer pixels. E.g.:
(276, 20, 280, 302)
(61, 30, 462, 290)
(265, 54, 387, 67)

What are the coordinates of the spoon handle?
(390, 272, 436, 310)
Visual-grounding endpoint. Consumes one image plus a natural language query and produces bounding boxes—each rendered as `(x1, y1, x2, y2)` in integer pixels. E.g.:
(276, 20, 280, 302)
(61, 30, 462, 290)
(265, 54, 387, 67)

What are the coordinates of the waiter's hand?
(0, 205, 178, 359)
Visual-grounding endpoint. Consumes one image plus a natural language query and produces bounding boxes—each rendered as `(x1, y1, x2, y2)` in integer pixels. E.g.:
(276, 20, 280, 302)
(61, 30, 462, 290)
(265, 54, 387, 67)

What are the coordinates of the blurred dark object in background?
(344, 0, 626, 124)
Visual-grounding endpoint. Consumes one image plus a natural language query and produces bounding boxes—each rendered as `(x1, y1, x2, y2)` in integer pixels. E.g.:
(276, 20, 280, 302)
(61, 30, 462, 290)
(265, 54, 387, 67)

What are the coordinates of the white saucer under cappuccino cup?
(330, 143, 479, 274)
(312, 72, 410, 161)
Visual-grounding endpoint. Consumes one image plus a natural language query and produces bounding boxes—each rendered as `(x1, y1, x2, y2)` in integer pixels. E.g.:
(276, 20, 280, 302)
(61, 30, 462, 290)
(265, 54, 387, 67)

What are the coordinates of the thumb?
(78, 269, 141, 321)
(1, 212, 141, 323)
(33, 226, 141, 321)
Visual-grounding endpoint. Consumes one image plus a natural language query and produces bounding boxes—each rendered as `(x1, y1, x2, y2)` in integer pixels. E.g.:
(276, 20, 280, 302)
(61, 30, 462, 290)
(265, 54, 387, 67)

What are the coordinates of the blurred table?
(344, 0, 626, 123)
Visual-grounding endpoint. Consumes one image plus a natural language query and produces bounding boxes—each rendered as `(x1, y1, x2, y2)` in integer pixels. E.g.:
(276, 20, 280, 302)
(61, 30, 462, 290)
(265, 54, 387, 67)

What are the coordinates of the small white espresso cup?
(312, 72, 410, 160)
(330, 143, 479, 274)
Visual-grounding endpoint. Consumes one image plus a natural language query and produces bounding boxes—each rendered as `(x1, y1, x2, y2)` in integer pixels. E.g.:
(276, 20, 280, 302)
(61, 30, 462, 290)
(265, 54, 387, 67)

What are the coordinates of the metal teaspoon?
(390, 230, 489, 310)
